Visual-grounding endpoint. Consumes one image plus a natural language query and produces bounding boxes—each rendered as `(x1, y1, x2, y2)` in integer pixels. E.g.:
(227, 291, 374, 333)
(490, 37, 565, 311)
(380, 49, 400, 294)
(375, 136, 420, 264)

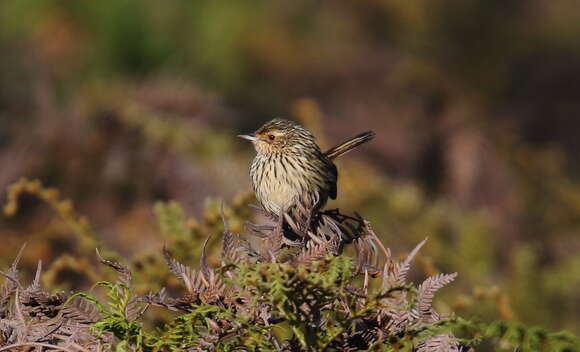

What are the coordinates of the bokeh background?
(1, 0, 580, 337)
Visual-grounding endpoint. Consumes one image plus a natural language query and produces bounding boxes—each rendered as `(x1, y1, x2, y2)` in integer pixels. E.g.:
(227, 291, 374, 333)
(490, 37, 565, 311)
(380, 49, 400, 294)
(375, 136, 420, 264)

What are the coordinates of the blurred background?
(1, 0, 580, 336)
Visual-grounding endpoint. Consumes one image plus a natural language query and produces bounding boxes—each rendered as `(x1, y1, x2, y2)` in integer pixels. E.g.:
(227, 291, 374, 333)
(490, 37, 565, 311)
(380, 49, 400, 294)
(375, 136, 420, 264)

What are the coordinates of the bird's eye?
(268, 134, 276, 141)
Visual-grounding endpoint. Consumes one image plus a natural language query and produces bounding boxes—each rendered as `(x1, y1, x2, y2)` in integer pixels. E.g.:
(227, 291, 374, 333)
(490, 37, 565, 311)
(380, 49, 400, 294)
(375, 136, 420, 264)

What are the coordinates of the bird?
(238, 118, 375, 217)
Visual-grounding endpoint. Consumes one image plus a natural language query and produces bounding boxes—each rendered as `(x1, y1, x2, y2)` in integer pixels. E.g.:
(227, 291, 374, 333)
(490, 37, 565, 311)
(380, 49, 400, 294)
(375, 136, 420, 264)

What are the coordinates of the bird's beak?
(237, 133, 258, 142)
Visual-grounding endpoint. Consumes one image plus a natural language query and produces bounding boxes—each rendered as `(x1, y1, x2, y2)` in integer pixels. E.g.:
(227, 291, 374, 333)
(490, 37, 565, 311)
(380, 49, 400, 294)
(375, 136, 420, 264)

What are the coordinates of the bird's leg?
(276, 208, 285, 239)
(245, 221, 272, 238)
(248, 203, 280, 222)
(306, 207, 315, 234)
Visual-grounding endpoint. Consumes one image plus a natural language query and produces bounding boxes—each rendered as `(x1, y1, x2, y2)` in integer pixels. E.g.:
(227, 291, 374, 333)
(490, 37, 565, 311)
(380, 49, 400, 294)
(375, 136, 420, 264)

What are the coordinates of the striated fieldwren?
(239, 118, 374, 216)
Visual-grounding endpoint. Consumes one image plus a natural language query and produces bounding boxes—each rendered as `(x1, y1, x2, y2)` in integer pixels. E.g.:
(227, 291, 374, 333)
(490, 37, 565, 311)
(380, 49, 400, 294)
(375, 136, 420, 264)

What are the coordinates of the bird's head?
(238, 118, 317, 155)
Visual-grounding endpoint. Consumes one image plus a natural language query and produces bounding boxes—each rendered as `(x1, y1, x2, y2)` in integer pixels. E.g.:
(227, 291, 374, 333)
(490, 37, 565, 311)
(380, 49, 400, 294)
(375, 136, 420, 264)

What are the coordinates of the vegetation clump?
(1, 180, 579, 351)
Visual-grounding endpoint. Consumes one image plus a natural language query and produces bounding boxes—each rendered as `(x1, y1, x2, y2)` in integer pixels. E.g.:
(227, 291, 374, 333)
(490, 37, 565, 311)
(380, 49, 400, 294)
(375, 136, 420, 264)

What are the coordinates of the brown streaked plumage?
(239, 118, 375, 216)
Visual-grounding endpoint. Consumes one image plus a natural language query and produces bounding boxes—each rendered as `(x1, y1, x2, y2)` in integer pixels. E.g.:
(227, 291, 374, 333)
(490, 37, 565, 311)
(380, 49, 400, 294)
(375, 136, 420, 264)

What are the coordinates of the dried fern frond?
(0, 247, 115, 351)
(221, 205, 246, 266)
(417, 333, 461, 352)
(384, 237, 428, 290)
(0, 243, 27, 311)
(291, 234, 337, 267)
(162, 246, 226, 306)
(163, 246, 205, 299)
(96, 249, 132, 289)
(61, 296, 102, 324)
(417, 273, 458, 322)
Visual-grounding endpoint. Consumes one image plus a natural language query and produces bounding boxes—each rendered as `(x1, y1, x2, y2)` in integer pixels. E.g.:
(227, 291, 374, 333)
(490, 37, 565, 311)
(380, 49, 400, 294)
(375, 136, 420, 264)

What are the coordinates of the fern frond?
(61, 296, 102, 324)
(163, 246, 202, 296)
(0, 243, 26, 318)
(96, 249, 132, 289)
(417, 333, 461, 352)
(417, 273, 458, 321)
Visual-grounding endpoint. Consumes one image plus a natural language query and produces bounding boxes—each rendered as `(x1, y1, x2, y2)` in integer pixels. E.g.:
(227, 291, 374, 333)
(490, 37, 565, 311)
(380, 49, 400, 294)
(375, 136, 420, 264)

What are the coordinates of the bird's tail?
(324, 131, 375, 159)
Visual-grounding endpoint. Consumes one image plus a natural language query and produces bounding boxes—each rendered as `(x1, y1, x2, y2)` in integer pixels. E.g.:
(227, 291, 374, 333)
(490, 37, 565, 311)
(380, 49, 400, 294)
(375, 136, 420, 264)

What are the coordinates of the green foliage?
(235, 257, 355, 349)
(453, 318, 580, 352)
(81, 282, 145, 347)
(154, 201, 193, 242)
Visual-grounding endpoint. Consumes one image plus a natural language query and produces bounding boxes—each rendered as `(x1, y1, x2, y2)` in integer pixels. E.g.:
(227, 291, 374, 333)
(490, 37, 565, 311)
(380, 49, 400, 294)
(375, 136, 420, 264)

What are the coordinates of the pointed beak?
(237, 133, 258, 142)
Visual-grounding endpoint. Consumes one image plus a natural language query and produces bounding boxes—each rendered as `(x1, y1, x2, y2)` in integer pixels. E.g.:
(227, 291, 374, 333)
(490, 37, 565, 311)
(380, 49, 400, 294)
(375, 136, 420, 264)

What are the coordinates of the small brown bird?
(239, 118, 374, 216)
